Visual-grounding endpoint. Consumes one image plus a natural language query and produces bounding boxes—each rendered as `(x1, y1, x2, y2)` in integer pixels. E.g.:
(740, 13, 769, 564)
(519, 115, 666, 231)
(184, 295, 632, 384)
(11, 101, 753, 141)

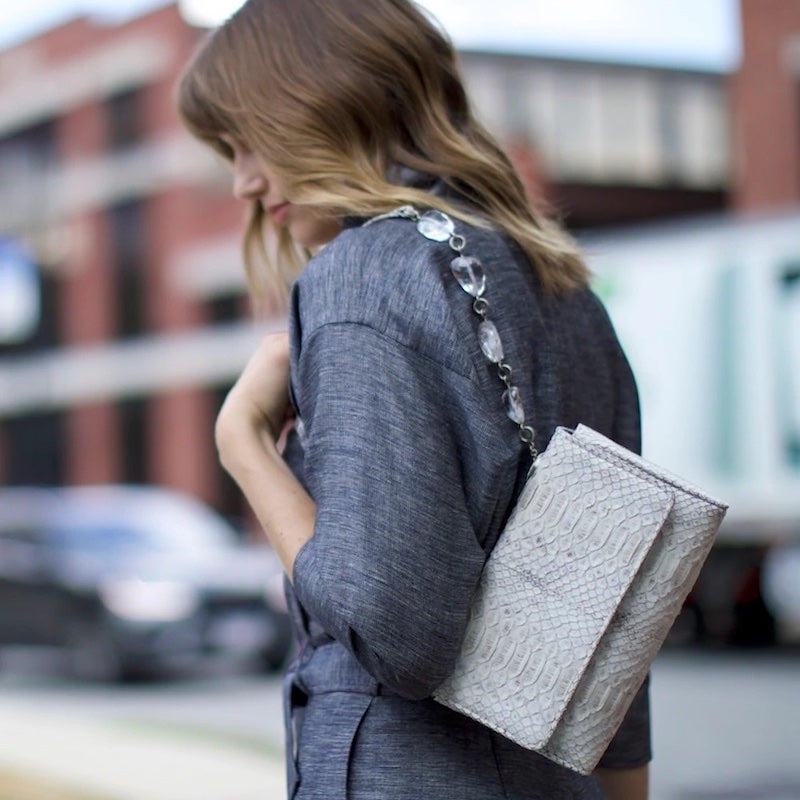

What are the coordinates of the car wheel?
(65, 622, 126, 683)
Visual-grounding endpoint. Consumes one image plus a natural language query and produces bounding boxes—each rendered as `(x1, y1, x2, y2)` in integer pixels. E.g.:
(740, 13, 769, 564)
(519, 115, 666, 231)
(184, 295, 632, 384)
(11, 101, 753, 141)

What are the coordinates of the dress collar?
(342, 167, 469, 230)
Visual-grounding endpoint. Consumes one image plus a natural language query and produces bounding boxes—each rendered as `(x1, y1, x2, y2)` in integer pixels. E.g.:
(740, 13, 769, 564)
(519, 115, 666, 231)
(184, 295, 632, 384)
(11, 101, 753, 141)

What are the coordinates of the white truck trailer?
(584, 208, 800, 645)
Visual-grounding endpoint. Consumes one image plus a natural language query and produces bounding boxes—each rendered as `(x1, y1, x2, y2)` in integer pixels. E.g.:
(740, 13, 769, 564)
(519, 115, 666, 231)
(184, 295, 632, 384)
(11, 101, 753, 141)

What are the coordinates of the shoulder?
(296, 217, 437, 318)
(296, 213, 529, 322)
(292, 216, 475, 372)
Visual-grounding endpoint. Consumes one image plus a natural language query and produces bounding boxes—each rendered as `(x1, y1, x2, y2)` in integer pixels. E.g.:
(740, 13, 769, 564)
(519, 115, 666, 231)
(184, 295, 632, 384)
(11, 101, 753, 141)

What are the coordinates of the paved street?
(0, 654, 287, 800)
(649, 651, 800, 800)
(0, 653, 286, 748)
(0, 648, 798, 799)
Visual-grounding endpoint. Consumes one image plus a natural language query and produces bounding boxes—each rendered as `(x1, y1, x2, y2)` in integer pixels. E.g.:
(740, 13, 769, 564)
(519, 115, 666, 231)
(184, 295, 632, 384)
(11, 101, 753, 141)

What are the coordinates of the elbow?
(351, 625, 460, 700)
(294, 546, 472, 700)
(383, 662, 453, 702)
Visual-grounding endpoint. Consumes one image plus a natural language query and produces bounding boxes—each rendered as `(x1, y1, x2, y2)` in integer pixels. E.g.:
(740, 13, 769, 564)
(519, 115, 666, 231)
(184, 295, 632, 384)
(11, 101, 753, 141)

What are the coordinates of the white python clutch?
(365, 206, 728, 774)
(433, 424, 727, 774)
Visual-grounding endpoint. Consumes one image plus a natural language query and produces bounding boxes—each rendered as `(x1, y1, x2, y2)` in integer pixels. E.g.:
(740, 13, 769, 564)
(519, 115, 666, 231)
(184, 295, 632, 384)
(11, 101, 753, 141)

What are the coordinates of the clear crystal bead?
(450, 256, 486, 297)
(417, 210, 455, 242)
(503, 385, 525, 424)
(478, 320, 504, 363)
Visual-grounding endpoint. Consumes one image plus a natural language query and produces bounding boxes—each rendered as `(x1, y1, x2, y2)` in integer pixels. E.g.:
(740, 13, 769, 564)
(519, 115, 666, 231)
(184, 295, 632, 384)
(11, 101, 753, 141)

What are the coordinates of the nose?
(232, 152, 267, 201)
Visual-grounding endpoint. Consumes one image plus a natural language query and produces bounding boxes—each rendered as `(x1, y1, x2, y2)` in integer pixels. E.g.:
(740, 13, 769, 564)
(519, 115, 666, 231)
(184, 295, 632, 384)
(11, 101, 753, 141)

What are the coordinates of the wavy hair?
(177, 0, 589, 301)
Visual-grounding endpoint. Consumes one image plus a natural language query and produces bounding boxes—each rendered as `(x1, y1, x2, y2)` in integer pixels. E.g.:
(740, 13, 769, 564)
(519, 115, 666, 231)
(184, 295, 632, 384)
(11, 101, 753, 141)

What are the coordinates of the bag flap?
(573, 424, 728, 513)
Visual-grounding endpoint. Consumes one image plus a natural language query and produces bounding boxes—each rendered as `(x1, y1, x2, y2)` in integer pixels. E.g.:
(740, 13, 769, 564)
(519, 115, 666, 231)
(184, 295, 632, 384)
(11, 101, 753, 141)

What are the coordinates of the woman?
(177, 1, 651, 797)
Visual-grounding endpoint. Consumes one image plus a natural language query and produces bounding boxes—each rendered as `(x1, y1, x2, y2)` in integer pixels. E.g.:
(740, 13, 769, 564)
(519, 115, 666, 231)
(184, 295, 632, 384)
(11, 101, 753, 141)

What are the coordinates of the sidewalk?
(0, 700, 287, 800)
(2, 652, 797, 800)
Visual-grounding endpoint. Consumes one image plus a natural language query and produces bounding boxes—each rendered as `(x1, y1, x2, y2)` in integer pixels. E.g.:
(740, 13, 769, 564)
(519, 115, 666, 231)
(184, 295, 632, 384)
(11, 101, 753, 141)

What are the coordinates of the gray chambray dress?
(280, 202, 650, 799)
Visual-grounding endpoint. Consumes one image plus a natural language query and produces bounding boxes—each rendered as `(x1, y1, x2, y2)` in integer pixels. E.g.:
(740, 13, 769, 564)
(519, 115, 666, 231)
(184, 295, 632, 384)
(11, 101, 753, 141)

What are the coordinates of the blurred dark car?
(0, 485, 293, 681)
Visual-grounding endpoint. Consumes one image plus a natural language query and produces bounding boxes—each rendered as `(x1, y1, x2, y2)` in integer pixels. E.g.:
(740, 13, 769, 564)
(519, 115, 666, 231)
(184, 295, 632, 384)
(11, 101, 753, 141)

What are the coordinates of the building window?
(551, 71, 600, 178)
(0, 259, 65, 486)
(670, 80, 728, 188)
(0, 120, 58, 233)
(462, 60, 510, 139)
(207, 294, 244, 325)
(1, 412, 66, 486)
(118, 396, 149, 484)
(107, 88, 142, 151)
(109, 200, 146, 339)
(0, 119, 57, 174)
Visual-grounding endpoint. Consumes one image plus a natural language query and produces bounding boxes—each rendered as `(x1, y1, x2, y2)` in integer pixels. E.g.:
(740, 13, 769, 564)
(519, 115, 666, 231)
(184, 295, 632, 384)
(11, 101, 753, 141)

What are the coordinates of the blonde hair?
(177, 0, 589, 302)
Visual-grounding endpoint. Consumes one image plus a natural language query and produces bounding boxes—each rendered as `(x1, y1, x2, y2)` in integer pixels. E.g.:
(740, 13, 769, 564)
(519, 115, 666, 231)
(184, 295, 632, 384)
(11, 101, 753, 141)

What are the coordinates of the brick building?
(0, 5, 258, 515)
(0, 2, 755, 519)
(732, 0, 800, 210)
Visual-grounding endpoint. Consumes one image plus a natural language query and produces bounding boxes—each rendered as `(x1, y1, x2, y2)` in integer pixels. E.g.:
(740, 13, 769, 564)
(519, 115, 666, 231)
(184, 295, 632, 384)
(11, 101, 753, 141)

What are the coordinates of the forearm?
(218, 422, 316, 580)
(594, 765, 649, 800)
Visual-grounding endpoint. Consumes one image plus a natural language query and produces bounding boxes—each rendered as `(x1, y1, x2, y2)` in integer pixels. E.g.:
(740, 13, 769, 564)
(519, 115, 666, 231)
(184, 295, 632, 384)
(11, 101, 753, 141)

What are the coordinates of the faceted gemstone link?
(478, 320, 504, 363)
(503, 385, 526, 425)
(451, 256, 486, 297)
(417, 210, 455, 242)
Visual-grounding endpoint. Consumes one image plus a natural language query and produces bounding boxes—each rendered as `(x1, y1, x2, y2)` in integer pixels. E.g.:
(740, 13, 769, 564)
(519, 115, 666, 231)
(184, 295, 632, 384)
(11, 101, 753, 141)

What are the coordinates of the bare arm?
(215, 332, 315, 580)
(593, 765, 649, 800)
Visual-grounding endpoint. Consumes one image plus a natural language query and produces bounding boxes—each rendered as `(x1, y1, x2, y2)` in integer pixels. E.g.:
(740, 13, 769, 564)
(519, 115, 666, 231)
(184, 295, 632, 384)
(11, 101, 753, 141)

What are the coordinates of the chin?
(290, 217, 342, 249)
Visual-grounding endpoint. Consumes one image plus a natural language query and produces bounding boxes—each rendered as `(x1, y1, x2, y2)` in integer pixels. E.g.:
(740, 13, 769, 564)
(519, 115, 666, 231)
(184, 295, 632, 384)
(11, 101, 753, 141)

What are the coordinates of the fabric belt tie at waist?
(290, 642, 400, 698)
(296, 670, 397, 697)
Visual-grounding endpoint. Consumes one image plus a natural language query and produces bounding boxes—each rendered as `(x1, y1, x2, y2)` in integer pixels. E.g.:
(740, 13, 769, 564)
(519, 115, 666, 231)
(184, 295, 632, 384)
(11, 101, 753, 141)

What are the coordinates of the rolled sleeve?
(291, 322, 487, 699)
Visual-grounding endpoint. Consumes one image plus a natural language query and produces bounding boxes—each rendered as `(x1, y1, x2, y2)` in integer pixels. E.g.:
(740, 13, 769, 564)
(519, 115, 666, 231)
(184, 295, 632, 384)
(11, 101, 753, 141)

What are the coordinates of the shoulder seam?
(300, 320, 475, 381)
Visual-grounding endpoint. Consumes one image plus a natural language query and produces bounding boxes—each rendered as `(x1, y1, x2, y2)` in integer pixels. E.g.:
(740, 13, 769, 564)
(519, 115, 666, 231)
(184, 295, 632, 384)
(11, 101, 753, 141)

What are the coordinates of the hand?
(215, 332, 293, 464)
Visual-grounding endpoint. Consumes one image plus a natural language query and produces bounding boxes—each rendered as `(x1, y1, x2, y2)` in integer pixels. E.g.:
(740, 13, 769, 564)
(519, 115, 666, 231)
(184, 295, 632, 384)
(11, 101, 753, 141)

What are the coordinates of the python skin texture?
(434, 424, 727, 774)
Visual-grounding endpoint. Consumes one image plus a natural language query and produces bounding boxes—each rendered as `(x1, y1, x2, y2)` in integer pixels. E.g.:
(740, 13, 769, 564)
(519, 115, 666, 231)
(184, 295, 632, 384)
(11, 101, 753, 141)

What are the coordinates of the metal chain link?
(364, 206, 539, 461)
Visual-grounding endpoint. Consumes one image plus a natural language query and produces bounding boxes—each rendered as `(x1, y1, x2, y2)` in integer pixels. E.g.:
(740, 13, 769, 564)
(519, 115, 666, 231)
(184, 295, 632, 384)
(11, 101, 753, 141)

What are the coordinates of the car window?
(47, 524, 153, 554)
(0, 526, 43, 545)
(0, 526, 49, 573)
(47, 522, 233, 555)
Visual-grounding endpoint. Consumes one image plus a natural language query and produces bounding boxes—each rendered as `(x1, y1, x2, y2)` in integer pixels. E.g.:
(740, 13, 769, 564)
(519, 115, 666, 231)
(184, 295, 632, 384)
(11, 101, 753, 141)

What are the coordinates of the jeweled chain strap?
(364, 205, 538, 462)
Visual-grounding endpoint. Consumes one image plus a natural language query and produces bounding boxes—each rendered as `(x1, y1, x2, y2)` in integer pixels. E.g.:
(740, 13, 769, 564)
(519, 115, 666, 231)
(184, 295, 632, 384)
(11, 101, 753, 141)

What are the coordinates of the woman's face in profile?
(222, 134, 341, 249)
